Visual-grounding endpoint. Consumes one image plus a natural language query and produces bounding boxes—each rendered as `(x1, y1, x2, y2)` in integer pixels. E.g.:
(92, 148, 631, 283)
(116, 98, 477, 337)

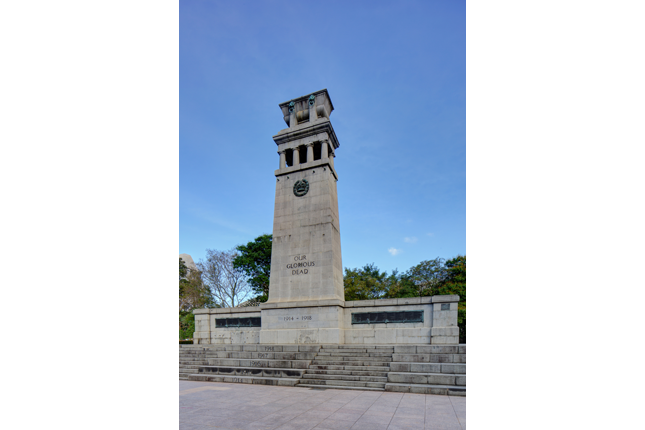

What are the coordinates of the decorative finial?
(308, 94, 315, 106)
(288, 101, 295, 113)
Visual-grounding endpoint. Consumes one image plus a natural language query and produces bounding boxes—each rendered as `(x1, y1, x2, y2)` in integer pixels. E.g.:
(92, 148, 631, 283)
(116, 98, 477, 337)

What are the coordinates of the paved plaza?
(179, 380, 466, 430)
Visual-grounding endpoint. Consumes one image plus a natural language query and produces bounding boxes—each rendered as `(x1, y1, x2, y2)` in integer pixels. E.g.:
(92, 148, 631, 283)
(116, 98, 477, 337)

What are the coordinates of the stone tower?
(266, 89, 343, 304)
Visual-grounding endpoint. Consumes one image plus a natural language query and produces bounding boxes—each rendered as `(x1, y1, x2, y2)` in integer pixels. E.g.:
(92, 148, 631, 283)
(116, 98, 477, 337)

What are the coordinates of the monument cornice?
(274, 158, 338, 181)
(273, 119, 340, 150)
(278, 88, 334, 113)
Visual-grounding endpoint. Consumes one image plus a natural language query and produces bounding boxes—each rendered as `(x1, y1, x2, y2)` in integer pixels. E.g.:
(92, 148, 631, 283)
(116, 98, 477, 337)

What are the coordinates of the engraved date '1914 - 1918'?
(283, 316, 313, 321)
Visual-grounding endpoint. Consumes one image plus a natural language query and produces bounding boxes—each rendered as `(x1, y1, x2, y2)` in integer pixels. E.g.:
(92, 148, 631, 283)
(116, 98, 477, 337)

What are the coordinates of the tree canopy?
(233, 234, 272, 303)
(199, 249, 252, 308)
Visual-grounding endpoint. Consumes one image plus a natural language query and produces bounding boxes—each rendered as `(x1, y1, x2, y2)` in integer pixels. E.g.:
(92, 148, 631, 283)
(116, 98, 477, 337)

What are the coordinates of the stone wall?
(193, 294, 459, 345)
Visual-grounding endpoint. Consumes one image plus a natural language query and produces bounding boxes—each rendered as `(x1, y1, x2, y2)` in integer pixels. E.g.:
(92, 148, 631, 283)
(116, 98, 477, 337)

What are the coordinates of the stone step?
(322, 345, 394, 350)
(297, 379, 385, 389)
(302, 374, 387, 383)
(319, 348, 394, 353)
(205, 352, 317, 360)
(188, 345, 321, 353)
(391, 354, 465, 364)
(393, 345, 465, 354)
(385, 383, 466, 396)
(311, 360, 390, 367)
(206, 358, 311, 369)
(390, 362, 466, 374)
(315, 352, 393, 357)
(188, 373, 299, 386)
(305, 369, 388, 377)
(308, 364, 390, 372)
(197, 366, 306, 378)
(296, 383, 384, 391)
(388, 372, 466, 385)
(315, 355, 392, 361)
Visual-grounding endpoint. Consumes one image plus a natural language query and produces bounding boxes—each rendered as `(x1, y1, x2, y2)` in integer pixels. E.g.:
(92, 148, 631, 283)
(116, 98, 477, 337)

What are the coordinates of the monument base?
(194, 295, 459, 345)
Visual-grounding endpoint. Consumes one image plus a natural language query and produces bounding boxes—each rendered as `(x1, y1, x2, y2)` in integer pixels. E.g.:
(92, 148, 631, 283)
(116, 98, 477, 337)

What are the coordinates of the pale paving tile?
(178, 381, 465, 430)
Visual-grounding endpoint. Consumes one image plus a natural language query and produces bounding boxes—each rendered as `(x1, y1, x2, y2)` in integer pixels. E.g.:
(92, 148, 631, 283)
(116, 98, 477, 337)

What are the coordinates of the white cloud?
(388, 247, 402, 256)
(404, 237, 418, 243)
(427, 233, 434, 237)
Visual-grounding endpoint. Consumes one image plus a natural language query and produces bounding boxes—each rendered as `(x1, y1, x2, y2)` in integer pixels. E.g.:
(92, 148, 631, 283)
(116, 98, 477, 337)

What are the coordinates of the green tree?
(406, 255, 465, 342)
(406, 257, 447, 297)
(344, 264, 389, 301)
(179, 257, 215, 339)
(180, 268, 214, 312)
(179, 257, 188, 279)
(382, 269, 418, 299)
(233, 234, 272, 303)
(179, 311, 195, 340)
(441, 255, 466, 343)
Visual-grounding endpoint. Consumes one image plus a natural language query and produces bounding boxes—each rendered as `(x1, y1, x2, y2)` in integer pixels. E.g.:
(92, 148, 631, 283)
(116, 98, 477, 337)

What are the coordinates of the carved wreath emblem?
(293, 179, 309, 197)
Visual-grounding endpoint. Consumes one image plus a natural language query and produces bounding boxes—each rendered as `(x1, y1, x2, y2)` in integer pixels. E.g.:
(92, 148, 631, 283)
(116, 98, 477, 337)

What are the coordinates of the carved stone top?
(279, 89, 334, 122)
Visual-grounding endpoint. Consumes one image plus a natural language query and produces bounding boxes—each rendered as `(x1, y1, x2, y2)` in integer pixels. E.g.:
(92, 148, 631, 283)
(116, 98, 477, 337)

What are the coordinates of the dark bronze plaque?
(215, 317, 261, 328)
(293, 179, 309, 197)
(351, 310, 424, 325)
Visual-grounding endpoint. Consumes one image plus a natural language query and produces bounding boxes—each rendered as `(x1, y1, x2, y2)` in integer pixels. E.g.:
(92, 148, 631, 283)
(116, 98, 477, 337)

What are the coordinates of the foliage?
(199, 248, 253, 307)
(382, 269, 418, 299)
(443, 255, 466, 343)
(179, 311, 195, 340)
(406, 257, 447, 297)
(344, 264, 389, 301)
(179, 267, 214, 312)
(458, 306, 466, 344)
(441, 255, 466, 302)
(233, 234, 272, 302)
(179, 257, 188, 279)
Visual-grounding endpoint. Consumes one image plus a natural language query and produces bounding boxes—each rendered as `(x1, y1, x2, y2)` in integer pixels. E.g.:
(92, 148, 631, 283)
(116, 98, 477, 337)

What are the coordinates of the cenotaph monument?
(193, 90, 459, 345)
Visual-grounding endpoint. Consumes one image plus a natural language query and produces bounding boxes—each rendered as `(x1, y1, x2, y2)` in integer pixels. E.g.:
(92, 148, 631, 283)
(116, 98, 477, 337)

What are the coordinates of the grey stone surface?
(181, 380, 466, 430)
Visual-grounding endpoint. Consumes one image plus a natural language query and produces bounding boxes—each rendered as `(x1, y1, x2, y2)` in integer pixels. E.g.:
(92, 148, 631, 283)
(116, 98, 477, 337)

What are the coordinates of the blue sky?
(180, 0, 465, 274)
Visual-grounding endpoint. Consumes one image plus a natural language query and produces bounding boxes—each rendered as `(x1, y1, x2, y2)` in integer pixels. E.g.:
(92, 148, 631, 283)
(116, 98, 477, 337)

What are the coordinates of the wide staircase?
(181, 344, 318, 387)
(179, 345, 209, 380)
(296, 345, 393, 391)
(179, 343, 466, 396)
(386, 344, 466, 396)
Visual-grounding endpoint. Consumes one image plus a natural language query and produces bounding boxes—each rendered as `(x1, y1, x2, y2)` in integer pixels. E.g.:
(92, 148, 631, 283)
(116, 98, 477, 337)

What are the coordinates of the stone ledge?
(274, 158, 338, 181)
(194, 307, 262, 315)
(432, 295, 460, 303)
(261, 299, 344, 309)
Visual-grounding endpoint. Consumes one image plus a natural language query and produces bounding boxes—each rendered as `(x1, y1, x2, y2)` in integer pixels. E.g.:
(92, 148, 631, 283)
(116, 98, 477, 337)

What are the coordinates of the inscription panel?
(286, 254, 315, 275)
(351, 310, 424, 325)
(215, 317, 261, 328)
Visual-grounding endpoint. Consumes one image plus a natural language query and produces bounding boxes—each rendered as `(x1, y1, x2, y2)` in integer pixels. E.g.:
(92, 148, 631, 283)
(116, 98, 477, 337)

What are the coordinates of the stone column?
(329, 150, 335, 168)
(430, 296, 460, 344)
(278, 150, 286, 169)
(193, 309, 211, 345)
(292, 147, 300, 167)
(321, 140, 329, 159)
(306, 143, 314, 163)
